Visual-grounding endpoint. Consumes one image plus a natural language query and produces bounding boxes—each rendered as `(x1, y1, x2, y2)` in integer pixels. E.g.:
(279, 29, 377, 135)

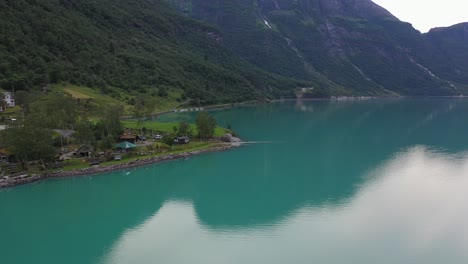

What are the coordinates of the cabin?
(0, 152, 8, 163)
(174, 136, 190, 144)
(76, 145, 94, 157)
(0, 149, 15, 163)
(114, 141, 137, 151)
(119, 134, 137, 143)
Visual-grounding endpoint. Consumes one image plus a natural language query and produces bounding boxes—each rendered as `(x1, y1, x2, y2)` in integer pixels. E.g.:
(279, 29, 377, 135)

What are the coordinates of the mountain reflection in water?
(103, 147, 468, 264)
(3, 99, 468, 264)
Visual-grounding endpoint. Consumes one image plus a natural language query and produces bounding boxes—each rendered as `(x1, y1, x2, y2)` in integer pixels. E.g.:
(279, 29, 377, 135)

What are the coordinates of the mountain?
(167, 0, 467, 96)
(425, 23, 468, 91)
(0, 0, 306, 104)
(1, 0, 467, 101)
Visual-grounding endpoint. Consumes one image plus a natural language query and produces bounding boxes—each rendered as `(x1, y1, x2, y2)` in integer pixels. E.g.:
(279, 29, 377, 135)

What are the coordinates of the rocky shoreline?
(0, 142, 242, 189)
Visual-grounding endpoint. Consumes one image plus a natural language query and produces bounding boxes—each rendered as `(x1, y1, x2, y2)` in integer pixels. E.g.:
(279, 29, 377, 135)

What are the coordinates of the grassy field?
(100, 141, 222, 166)
(122, 120, 230, 137)
(153, 89, 184, 112)
(57, 83, 184, 116)
(57, 83, 134, 115)
(63, 88, 93, 99)
(59, 84, 127, 102)
(0, 105, 21, 114)
(2, 83, 220, 121)
(62, 159, 89, 171)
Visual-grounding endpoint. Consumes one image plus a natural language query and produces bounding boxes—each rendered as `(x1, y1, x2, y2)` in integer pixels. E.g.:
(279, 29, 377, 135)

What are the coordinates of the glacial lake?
(2, 98, 468, 264)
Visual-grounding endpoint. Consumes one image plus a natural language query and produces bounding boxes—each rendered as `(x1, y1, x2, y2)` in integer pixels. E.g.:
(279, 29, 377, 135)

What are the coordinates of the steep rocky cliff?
(168, 0, 466, 95)
(425, 23, 468, 90)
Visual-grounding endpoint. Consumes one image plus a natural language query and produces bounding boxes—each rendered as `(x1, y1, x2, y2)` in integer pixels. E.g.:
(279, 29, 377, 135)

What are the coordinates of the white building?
(3, 92, 15, 107)
(0, 92, 15, 111)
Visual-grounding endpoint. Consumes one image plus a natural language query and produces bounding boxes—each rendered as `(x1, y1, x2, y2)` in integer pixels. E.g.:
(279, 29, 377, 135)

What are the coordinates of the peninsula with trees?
(0, 85, 242, 188)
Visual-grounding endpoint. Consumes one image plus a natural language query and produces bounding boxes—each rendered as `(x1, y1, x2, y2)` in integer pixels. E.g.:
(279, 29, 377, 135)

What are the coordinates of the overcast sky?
(372, 0, 468, 32)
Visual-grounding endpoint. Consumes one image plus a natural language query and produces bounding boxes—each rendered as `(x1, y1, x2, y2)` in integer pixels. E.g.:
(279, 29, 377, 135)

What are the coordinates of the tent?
(114, 141, 137, 150)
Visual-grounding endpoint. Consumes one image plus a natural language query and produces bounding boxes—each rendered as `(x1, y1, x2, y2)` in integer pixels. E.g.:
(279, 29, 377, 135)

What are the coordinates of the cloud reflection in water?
(103, 146, 468, 264)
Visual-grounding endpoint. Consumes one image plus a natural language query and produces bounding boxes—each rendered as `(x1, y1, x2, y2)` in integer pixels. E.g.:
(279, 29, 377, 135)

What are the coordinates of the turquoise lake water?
(2, 98, 468, 263)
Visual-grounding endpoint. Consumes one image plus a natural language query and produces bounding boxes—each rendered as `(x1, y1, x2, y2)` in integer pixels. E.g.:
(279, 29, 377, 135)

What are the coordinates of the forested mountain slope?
(1, 0, 467, 101)
(0, 0, 306, 103)
(168, 0, 468, 96)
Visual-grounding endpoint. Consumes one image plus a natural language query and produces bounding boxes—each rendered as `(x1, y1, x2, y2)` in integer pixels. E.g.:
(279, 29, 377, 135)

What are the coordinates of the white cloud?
(372, 0, 468, 32)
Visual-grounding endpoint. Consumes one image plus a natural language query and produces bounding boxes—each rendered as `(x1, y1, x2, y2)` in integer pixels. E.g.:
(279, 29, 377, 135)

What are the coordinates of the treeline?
(0, 0, 304, 104)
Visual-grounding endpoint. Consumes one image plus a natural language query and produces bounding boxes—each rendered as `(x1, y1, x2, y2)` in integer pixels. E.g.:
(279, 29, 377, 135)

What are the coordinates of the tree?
(96, 104, 124, 141)
(99, 135, 115, 150)
(144, 97, 157, 119)
(133, 95, 146, 132)
(28, 92, 78, 129)
(0, 94, 6, 111)
(74, 120, 96, 146)
(162, 134, 175, 150)
(13, 90, 40, 114)
(5, 123, 55, 164)
(133, 95, 157, 134)
(195, 111, 216, 139)
(1, 74, 28, 92)
(158, 86, 168, 97)
(177, 121, 192, 137)
(28, 92, 79, 150)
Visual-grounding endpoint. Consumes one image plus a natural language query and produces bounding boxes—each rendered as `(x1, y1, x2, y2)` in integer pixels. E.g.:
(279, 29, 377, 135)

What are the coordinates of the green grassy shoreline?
(0, 141, 242, 189)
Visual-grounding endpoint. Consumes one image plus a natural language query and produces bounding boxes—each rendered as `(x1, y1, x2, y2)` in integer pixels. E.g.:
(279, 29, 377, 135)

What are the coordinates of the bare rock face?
(221, 133, 242, 143)
(317, 0, 398, 21)
(424, 22, 468, 84)
(256, 0, 398, 21)
(221, 133, 233, 142)
(168, 0, 468, 96)
(231, 137, 242, 143)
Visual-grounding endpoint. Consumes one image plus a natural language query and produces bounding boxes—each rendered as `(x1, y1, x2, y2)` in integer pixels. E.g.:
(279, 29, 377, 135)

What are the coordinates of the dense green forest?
(0, 0, 312, 104)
